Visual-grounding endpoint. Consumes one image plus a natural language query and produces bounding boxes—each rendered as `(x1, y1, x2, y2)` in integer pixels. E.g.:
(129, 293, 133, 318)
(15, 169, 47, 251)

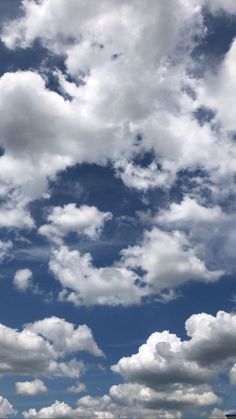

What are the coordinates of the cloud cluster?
(0, 316, 103, 378)
(24, 310, 236, 418)
(48, 221, 224, 306)
(0, 0, 232, 225)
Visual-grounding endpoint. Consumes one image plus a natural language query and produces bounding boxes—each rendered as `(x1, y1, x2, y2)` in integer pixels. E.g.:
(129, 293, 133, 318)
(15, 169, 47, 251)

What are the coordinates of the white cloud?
(0, 203, 34, 229)
(121, 227, 223, 292)
(23, 401, 79, 419)
(0, 0, 234, 230)
(15, 379, 47, 396)
(1, 0, 203, 58)
(112, 330, 211, 387)
(23, 395, 179, 419)
(13, 268, 33, 292)
(0, 395, 17, 418)
(22, 310, 236, 418)
(48, 224, 224, 307)
(50, 245, 144, 306)
(113, 310, 236, 391)
(157, 196, 224, 225)
(0, 316, 102, 377)
(39, 204, 112, 243)
(25, 316, 104, 357)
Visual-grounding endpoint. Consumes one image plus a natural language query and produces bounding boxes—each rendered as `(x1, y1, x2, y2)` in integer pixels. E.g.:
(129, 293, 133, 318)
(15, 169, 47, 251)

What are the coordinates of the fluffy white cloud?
(0, 395, 17, 418)
(157, 196, 224, 225)
(23, 395, 180, 419)
(39, 204, 112, 243)
(0, 316, 102, 378)
(25, 316, 104, 357)
(15, 379, 47, 396)
(50, 245, 144, 306)
(184, 311, 236, 367)
(48, 224, 224, 307)
(112, 331, 211, 387)
(113, 310, 236, 389)
(0, 0, 234, 234)
(121, 227, 223, 292)
(13, 268, 33, 291)
(1, 0, 203, 57)
(23, 401, 79, 419)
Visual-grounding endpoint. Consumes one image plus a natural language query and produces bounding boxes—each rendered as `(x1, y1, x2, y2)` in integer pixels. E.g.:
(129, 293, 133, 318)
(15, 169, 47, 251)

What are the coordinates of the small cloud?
(67, 382, 86, 394)
(13, 269, 33, 292)
(15, 379, 47, 396)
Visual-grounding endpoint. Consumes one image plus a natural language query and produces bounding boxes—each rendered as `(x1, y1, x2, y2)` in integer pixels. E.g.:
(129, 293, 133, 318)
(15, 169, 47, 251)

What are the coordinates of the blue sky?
(0, 1, 236, 418)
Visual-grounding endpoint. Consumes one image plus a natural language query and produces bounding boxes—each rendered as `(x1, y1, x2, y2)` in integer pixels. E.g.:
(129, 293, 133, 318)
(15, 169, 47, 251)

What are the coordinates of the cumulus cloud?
(0, 0, 234, 240)
(121, 227, 223, 292)
(113, 310, 236, 389)
(39, 204, 112, 243)
(50, 245, 144, 306)
(48, 222, 225, 307)
(157, 196, 225, 225)
(0, 395, 17, 418)
(22, 396, 180, 419)
(23, 401, 79, 419)
(15, 379, 47, 396)
(13, 268, 33, 292)
(0, 316, 102, 378)
(22, 310, 236, 417)
(25, 316, 104, 357)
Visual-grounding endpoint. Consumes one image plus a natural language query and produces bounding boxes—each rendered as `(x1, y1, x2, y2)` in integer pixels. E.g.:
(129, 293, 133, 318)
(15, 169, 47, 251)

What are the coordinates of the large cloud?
(0, 0, 235, 234)
(0, 316, 103, 377)
(48, 224, 223, 307)
(22, 310, 236, 417)
(113, 310, 236, 387)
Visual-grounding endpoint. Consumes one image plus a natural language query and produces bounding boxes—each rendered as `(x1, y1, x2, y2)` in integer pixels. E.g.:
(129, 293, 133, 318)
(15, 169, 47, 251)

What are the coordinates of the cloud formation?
(39, 204, 112, 243)
(15, 379, 47, 396)
(0, 316, 103, 378)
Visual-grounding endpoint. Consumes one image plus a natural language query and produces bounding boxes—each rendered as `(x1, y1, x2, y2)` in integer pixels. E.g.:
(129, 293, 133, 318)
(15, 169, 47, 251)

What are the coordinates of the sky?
(0, 1, 236, 418)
